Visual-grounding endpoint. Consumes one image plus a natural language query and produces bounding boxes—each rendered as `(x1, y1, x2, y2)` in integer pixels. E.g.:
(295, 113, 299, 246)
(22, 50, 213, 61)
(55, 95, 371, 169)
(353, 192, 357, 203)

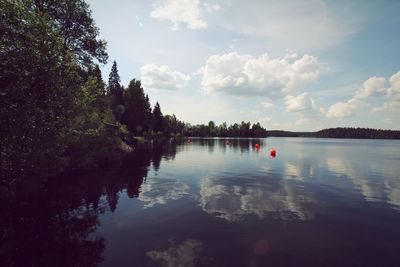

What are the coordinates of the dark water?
(2, 138, 400, 267)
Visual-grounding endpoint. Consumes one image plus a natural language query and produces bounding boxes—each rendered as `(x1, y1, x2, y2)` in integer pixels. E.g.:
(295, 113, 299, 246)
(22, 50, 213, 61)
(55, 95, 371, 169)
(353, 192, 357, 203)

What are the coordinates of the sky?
(87, 0, 400, 131)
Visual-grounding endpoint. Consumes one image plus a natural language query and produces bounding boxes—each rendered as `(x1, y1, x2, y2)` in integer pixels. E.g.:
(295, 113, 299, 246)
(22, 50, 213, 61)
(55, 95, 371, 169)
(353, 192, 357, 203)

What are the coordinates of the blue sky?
(87, 0, 400, 131)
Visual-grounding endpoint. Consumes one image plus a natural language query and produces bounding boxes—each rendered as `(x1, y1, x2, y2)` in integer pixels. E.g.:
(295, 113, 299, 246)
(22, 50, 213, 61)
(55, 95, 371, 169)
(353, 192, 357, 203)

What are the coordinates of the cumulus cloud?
(372, 95, 400, 112)
(203, 2, 221, 12)
(354, 76, 386, 98)
(140, 64, 191, 91)
(326, 98, 362, 118)
(150, 0, 219, 30)
(284, 92, 313, 112)
(201, 52, 322, 96)
(388, 71, 400, 95)
(326, 70, 400, 118)
(372, 71, 400, 112)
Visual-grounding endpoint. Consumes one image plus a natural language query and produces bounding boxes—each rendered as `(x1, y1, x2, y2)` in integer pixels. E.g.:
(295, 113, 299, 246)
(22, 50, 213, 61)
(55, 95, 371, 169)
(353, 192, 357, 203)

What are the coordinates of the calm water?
(3, 138, 400, 267)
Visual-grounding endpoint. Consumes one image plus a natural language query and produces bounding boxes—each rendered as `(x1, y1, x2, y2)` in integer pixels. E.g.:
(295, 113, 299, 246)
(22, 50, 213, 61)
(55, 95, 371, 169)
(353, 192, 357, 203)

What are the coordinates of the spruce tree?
(122, 79, 148, 133)
(145, 94, 152, 131)
(108, 61, 120, 96)
(107, 61, 124, 121)
(152, 102, 164, 132)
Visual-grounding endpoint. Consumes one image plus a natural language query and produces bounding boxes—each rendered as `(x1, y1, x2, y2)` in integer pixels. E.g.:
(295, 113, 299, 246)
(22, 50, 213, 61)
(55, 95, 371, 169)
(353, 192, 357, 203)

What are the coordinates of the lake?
(4, 137, 400, 267)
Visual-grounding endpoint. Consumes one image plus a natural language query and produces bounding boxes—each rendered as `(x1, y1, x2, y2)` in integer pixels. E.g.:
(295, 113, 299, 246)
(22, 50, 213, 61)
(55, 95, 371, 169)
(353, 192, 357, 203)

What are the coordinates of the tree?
(107, 61, 124, 121)
(108, 61, 120, 95)
(145, 94, 152, 129)
(0, 0, 113, 181)
(208, 121, 216, 136)
(152, 102, 164, 132)
(33, 0, 108, 67)
(0, 0, 81, 178)
(122, 79, 149, 134)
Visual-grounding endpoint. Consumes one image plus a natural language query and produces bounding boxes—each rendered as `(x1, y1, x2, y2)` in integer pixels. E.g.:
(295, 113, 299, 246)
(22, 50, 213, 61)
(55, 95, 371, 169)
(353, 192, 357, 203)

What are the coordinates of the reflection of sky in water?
(146, 138, 400, 214)
(199, 176, 315, 221)
(139, 178, 190, 208)
(147, 239, 202, 267)
(133, 138, 400, 217)
(96, 138, 400, 267)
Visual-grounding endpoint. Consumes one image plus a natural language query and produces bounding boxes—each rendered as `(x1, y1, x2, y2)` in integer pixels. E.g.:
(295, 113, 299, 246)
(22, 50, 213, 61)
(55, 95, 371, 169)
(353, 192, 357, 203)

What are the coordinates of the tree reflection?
(0, 140, 181, 267)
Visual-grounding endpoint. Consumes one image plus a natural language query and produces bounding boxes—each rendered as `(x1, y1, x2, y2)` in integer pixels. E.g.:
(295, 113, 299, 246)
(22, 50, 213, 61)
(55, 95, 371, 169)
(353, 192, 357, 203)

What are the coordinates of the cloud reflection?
(147, 239, 202, 267)
(325, 157, 400, 209)
(199, 176, 315, 222)
(138, 178, 190, 208)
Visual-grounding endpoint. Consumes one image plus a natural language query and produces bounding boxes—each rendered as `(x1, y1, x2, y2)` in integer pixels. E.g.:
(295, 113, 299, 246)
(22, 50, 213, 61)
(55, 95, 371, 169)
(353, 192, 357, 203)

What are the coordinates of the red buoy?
(270, 148, 276, 157)
(255, 143, 260, 149)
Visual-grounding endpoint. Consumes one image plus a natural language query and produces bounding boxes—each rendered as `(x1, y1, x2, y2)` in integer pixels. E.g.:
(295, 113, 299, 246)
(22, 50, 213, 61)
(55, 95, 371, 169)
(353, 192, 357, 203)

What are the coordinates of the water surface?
(4, 138, 400, 266)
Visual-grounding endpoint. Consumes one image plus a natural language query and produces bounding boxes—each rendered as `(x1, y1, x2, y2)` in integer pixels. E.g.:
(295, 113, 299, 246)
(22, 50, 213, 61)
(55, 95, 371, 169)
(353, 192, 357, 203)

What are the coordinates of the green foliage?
(184, 121, 268, 137)
(0, 0, 81, 176)
(122, 79, 151, 134)
(0, 0, 116, 181)
(33, 0, 108, 66)
(314, 127, 400, 139)
(107, 61, 124, 122)
(152, 102, 164, 132)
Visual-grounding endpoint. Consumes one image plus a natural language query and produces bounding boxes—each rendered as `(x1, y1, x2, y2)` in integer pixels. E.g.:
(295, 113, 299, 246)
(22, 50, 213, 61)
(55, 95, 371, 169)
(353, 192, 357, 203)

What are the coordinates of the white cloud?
(326, 98, 362, 118)
(388, 71, 400, 96)
(150, 0, 209, 30)
(354, 76, 386, 98)
(372, 95, 400, 112)
(201, 52, 322, 96)
(261, 100, 274, 109)
(203, 2, 221, 12)
(326, 70, 400, 118)
(284, 92, 313, 112)
(140, 64, 191, 91)
(372, 71, 400, 112)
(295, 116, 313, 126)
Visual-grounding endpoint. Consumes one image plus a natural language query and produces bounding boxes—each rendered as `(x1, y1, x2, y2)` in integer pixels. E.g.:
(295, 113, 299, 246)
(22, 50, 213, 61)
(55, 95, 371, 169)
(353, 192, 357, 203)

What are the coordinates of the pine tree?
(107, 61, 124, 121)
(145, 94, 152, 131)
(122, 79, 148, 134)
(152, 102, 164, 132)
(108, 61, 120, 96)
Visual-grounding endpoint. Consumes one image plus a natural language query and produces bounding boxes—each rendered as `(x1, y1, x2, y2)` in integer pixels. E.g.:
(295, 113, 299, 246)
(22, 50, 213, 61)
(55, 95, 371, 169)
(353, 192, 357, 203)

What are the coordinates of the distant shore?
(266, 127, 400, 139)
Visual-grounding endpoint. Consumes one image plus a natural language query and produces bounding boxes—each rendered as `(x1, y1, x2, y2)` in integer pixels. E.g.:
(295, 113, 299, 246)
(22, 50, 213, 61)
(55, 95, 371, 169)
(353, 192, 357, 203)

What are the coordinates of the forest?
(1, 0, 399, 186)
(267, 128, 400, 139)
(0, 0, 268, 183)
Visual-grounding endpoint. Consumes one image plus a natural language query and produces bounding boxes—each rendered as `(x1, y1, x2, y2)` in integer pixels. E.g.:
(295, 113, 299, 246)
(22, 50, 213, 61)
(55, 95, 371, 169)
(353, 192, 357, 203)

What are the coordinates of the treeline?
(0, 0, 269, 182)
(185, 121, 268, 137)
(314, 128, 400, 139)
(106, 61, 268, 138)
(267, 128, 400, 139)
